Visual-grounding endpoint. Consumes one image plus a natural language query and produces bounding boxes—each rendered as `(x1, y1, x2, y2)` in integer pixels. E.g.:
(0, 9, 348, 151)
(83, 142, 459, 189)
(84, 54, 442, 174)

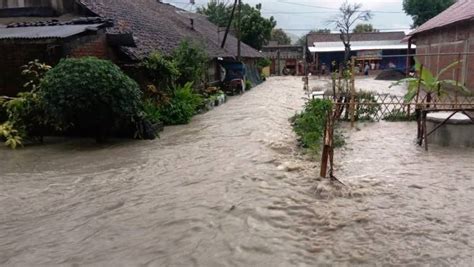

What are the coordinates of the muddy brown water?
(1, 77, 473, 266)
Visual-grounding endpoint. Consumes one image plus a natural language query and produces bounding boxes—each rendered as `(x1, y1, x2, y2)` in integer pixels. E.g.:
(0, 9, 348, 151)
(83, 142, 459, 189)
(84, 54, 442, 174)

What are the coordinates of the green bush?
(383, 108, 416, 122)
(354, 91, 379, 121)
(293, 99, 332, 154)
(256, 58, 271, 69)
(0, 60, 51, 148)
(159, 82, 203, 125)
(143, 99, 161, 124)
(0, 121, 23, 149)
(4, 92, 48, 142)
(245, 79, 253, 90)
(172, 40, 208, 86)
(40, 57, 143, 141)
(142, 52, 180, 91)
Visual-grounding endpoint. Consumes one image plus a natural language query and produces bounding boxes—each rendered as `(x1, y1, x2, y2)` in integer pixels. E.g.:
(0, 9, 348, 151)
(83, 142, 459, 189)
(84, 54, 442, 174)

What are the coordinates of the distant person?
(321, 63, 327, 75)
(364, 63, 370, 76)
(370, 62, 376, 70)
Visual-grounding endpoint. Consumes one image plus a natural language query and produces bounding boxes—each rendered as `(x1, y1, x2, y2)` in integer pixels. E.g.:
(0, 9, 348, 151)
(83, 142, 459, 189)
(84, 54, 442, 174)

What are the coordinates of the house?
(261, 42, 304, 76)
(0, 0, 263, 95)
(306, 31, 415, 75)
(407, 0, 474, 92)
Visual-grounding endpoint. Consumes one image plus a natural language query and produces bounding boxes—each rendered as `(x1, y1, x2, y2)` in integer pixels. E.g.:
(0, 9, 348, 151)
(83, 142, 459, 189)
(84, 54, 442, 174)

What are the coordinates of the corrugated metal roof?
(409, 0, 474, 36)
(307, 31, 406, 46)
(308, 40, 414, 53)
(0, 24, 102, 40)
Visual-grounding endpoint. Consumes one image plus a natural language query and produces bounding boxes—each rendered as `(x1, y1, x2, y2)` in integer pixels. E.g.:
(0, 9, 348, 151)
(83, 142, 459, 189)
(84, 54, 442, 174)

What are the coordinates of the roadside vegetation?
(292, 99, 345, 155)
(1, 40, 257, 149)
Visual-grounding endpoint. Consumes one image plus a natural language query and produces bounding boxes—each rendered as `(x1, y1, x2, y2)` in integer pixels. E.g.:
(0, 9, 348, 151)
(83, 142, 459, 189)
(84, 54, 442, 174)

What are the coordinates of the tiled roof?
(409, 0, 474, 36)
(5, 17, 110, 28)
(77, 0, 262, 60)
(0, 14, 82, 27)
(307, 31, 406, 46)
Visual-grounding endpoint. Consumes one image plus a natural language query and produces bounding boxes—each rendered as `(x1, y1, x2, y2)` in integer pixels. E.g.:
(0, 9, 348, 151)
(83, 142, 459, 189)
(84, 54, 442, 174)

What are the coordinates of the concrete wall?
(427, 120, 474, 147)
(415, 22, 474, 93)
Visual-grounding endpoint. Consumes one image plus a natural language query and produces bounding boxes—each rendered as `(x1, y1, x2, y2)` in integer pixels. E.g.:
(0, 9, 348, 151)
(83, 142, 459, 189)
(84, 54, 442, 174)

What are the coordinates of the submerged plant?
(391, 58, 470, 102)
(293, 99, 332, 154)
(159, 82, 203, 125)
(0, 121, 23, 149)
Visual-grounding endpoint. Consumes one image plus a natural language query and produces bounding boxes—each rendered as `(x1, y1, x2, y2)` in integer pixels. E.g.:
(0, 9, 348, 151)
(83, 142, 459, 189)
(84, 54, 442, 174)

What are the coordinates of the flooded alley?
(1, 77, 473, 266)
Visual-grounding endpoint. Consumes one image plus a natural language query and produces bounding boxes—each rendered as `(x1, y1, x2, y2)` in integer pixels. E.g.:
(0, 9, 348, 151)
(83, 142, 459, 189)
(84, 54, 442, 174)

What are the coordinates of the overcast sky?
(163, 0, 413, 38)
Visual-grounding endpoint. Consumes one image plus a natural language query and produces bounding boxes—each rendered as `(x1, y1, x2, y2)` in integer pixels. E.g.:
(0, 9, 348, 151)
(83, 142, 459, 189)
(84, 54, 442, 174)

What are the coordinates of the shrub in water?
(293, 99, 332, 154)
(172, 40, 208, 86)
(40, 57, 143, 141)
(159, 82, 203, 125)
(142, 52, 180, 91)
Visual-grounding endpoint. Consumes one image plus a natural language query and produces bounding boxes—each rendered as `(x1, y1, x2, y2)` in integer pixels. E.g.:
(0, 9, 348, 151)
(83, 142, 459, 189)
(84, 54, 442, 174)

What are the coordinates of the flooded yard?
(1, 77, 473, 266)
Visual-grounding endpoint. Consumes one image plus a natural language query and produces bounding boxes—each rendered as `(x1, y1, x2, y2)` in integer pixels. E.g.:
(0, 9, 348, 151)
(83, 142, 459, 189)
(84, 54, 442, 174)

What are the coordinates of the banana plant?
(391, 58, 470, 102)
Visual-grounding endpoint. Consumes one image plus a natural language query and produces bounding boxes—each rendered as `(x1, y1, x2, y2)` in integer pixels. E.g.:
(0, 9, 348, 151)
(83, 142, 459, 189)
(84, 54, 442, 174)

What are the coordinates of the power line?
(279, 28, 411, 32)
(274, 0, 405, 14)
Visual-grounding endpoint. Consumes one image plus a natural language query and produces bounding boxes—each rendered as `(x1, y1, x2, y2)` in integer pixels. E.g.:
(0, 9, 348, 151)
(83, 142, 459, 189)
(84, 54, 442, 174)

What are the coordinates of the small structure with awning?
(306, 31, 415, 74)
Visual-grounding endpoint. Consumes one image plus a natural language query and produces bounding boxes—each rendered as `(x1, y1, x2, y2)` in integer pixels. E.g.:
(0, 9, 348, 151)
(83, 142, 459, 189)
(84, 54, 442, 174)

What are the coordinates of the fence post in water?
(415, 64, 424, 143)
(320, 111, 330, 178)
(350, 57, 356, 128)
(423, 110, 428, 151)
(455, 53, 461, 109)
(320, 109, 334, 178)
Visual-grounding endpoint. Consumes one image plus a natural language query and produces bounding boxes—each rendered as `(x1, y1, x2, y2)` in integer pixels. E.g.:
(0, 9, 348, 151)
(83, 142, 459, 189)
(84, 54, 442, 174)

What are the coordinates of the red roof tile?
(409, 0, 474, 36)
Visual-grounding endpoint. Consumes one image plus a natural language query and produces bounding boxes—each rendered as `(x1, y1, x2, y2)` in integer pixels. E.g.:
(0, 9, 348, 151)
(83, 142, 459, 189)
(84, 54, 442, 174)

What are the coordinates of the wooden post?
(455, 53, 461, 108)
(332, 72, 336, 99)
(406, 38, 412, 76)
(220, 0, 238, 49)
(237, 0, 241, 61)
(350, 57, 356, 128)
(415, 64, 424, 142)
(320, 111, 331, 178)
(423, 111, 428, 151)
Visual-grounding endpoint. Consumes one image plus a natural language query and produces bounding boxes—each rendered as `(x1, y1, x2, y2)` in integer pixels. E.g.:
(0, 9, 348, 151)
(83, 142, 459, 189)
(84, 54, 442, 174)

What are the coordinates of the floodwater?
(309, 76, 408, 96)
(1, 77, 473, 266)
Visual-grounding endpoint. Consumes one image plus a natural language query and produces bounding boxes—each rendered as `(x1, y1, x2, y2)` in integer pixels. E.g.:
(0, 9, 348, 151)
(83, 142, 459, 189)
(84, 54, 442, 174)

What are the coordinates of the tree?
(239, 3, 276, 50)
(196, 0, 230, 27)
(353, 23, 379, 33)
(391, 59, 469, 102)
(328, 1, 372, 63)
(171, 40, 208, 86)
(296, 29, 331, 46)
(271, 28, 291, 45)
(197, 1, 276, 50)
(403, 0, 455, 28)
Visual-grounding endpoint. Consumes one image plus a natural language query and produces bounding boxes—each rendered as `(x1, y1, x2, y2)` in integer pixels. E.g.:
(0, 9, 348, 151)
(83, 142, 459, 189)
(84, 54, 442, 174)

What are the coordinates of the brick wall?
(415, 22, 474, 92)
(0, 30, 113, 96)
(65, 32, 110, 59)
(0, 40, 61, 96)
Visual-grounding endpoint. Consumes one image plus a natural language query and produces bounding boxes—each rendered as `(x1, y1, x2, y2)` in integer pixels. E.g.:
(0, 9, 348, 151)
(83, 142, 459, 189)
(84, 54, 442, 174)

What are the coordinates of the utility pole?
(237, 0, 242, 61)
(221, 0, 238, 49)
